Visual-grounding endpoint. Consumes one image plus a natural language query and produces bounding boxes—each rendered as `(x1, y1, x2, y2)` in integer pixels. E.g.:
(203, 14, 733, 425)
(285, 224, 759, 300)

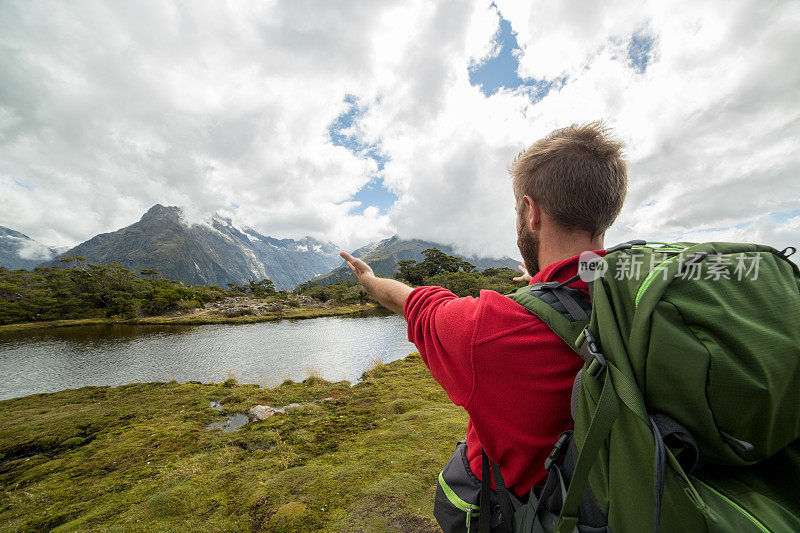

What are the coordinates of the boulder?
(247, 405, 275, 422)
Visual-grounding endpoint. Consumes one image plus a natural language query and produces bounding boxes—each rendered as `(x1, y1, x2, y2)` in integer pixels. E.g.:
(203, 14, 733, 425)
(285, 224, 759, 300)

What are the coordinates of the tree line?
(296, 248, 524, 302)
(0, 257, 277, 325)
(0, 248, 524, 325)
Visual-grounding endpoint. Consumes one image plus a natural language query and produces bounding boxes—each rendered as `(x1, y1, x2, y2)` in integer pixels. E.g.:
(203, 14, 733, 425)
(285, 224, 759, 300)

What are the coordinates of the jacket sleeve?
(403, 286, 481, 406)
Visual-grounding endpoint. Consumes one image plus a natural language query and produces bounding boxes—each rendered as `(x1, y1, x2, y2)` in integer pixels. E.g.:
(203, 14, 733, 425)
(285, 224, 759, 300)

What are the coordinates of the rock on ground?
(247, 405, 275, 422)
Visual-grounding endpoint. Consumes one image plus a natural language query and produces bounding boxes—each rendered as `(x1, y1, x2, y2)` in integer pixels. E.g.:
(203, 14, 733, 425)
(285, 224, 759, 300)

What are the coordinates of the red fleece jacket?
(403, 252, 599, 498)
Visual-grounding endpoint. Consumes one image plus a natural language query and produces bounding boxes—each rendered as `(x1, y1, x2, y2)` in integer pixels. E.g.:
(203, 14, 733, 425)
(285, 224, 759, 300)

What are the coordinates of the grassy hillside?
(0, 353, 465, 532)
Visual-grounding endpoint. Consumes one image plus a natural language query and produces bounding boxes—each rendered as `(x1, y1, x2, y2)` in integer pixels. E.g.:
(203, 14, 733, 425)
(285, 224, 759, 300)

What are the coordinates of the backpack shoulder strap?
(506, 282, 591, 353)
(506, 239, 649, 352)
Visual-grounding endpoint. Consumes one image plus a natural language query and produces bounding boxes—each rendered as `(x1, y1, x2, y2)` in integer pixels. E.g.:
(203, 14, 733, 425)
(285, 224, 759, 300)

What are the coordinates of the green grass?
(0, 303, 381, 333)
(0, 353, 465, 531)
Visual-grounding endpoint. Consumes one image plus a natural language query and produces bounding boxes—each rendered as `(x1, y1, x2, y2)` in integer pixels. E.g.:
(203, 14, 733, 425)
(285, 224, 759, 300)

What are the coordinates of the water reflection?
(0, 314, 414, 400)
(205, 413, 250, 432)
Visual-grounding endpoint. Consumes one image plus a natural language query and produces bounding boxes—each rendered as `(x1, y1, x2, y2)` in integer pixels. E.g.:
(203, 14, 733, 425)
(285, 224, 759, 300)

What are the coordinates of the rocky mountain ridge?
(38, 205, 342, 290)
(4, 205, 520, 290)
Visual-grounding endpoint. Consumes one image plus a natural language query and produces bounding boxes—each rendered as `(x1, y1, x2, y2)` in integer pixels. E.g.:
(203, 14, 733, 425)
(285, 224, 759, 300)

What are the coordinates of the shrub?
(0, 263, 229, 325)
(175, 299, 200, 312)
(223, 308, 254, 318)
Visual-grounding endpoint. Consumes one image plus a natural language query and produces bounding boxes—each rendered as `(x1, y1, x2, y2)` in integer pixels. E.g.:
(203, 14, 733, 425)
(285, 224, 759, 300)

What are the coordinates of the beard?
(517, 217, 541, 277)
(517, 219, 540, 276)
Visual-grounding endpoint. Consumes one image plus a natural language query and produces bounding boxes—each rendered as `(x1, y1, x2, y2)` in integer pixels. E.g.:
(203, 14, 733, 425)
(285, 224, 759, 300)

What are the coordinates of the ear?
(522, 195, 540, 232)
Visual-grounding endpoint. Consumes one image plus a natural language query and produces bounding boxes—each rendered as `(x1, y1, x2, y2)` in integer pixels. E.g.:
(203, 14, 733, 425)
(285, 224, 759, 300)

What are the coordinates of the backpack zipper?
(635, 244, 708, 308)
(438, 471, 480, 531)
(692, 477, 770, 533)
(634, 256, 679, 308)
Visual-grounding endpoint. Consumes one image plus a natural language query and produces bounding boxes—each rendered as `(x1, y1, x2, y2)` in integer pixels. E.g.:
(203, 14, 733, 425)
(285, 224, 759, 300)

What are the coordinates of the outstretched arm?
(340, 252, 413, 315)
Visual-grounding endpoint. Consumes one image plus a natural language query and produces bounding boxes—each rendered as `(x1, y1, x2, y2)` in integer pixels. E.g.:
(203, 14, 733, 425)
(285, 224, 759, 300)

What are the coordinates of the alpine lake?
(0, 310, 415, 401)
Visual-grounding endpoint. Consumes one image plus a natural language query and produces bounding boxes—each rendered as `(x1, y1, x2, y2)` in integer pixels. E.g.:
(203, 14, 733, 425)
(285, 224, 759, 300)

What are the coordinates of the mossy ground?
(0, 353, 465, 531)
(0, 303, 380, 333)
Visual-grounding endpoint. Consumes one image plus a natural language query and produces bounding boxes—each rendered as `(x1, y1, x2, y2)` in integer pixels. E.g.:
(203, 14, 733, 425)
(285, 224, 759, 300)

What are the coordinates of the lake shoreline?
(1, 309, 413, 401)
(0, 302, 383, 333)
(0, 353, 462, 531)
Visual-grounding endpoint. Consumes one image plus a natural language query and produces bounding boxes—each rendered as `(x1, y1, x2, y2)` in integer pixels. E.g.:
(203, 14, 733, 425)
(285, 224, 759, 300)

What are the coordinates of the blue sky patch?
(13, 179, 32, 191)
(329, 95, 397, 215)
(771, 209, 800, 223)
(628, 30, 656, 73)
(348, 178, 397, 214)
(468, 7, 564, 101)
(685, 220, 753, 234)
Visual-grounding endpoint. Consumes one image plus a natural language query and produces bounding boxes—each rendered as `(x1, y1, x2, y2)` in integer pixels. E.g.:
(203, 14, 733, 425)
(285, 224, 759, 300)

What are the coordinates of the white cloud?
(14, 236, 53, 261)
(0, 0, 798, 261)
(0, 0, 404, 250)
(372, 0, 800, 257)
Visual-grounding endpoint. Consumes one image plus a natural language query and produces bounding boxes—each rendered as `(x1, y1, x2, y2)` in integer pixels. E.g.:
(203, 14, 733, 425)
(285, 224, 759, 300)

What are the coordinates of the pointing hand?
(340, 252, 375, 283)
(513, 264, 532, 282)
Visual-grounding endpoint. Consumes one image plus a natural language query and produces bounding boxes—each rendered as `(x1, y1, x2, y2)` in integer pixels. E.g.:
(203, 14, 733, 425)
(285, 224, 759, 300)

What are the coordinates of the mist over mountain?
(0, 227, 63, 270)
(40, 205, 343, 290)
(307, 235, 520, 287)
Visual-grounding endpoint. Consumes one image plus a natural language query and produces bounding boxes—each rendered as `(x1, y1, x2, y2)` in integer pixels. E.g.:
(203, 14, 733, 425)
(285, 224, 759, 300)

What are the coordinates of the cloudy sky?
(1, 0, 798, 259)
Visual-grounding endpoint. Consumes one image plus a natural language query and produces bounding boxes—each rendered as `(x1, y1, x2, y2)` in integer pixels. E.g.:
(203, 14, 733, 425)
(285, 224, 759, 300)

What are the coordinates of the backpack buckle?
(604, 239, 647, 254)
(544, 430, 574, 471)
(581, 329, 607, 379)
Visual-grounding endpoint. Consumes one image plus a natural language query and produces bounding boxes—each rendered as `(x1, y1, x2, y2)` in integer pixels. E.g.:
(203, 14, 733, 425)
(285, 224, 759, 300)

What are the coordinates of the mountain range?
(307, 235, 519, 286)
(1, 205, 520, 289)
(34, 205, 344, 290)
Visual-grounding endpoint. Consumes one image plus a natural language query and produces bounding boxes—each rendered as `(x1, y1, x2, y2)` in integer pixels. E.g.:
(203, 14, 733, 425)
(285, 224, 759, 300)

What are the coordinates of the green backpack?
(480, 240, 800, 533)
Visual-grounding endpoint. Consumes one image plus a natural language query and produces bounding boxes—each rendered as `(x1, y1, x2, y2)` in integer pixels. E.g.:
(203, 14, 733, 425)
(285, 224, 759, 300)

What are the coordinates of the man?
(340, 122, 627, 502)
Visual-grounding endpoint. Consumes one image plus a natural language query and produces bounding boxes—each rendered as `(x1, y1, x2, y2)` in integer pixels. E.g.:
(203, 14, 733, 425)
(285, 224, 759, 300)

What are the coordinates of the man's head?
(511, 121, 627, 275)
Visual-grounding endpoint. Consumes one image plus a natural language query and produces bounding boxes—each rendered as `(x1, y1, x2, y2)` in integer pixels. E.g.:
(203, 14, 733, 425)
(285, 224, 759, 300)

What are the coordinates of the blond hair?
(511, 121, 627, 237)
